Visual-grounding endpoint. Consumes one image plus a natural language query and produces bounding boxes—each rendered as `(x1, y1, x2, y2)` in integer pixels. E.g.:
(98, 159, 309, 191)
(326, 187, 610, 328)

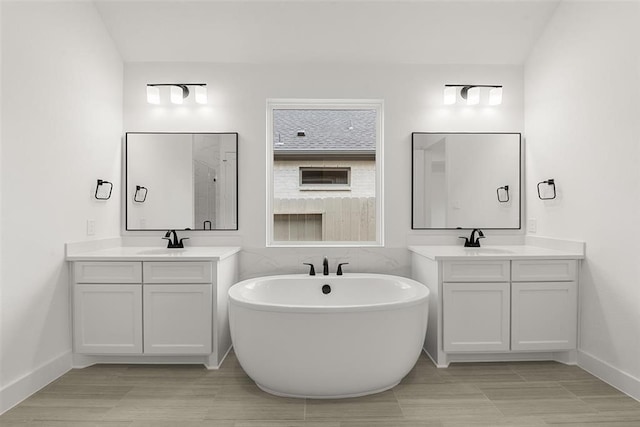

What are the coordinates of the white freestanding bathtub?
(228, 273, 429, 398)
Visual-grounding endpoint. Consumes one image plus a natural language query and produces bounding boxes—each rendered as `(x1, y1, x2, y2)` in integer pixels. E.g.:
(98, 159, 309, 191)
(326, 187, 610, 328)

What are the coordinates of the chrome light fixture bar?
(146, 83, 207, 105)
(443, 84, 503, 106)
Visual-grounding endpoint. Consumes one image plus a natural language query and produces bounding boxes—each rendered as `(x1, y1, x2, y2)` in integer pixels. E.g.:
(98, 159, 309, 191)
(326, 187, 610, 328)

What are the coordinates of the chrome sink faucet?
(162, 230, 189, 248)
(459, 228, 485, 247)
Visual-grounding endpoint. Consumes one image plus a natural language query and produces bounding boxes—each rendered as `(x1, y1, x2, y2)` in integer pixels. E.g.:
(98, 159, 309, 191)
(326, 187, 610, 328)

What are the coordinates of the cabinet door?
(511, 281, 577, 351)
(443, 282, 510, 352)
(73, 284, 142, 354)
(143, 284, 212, 355)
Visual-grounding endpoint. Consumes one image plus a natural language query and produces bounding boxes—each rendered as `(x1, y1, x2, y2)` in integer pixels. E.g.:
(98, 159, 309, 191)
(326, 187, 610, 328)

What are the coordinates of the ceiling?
(95, 0, 560, 64)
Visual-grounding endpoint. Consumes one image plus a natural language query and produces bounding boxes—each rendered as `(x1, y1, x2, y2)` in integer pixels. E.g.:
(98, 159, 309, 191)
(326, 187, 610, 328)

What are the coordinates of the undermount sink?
(463, 247, 515, 255)
(135, 248, 188, 255)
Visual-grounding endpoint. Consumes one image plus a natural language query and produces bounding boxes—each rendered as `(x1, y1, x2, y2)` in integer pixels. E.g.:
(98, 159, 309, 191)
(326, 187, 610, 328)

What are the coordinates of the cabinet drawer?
(143, 261, 212, 283)
(512, 260, 577, 282)
(443, 260, 510, 282)
(74, 262, 142, 284)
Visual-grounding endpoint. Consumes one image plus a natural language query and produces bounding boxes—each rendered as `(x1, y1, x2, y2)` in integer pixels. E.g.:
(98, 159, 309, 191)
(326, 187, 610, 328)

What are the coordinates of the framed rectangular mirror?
(412, 132, 521, 230)
(126, 132, 238, 231)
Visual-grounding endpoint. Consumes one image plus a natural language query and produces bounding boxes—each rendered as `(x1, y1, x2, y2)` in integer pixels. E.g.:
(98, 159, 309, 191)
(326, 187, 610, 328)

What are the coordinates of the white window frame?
(299, 167, 351, 191)
(266, 99, 384, 247)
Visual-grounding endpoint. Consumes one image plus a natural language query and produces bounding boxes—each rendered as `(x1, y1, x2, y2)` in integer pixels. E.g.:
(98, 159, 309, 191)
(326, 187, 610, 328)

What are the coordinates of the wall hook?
(497, 185, 510, 203)
(537, 179, 556, 200)
(95, 179, 113, 200)
(134, 185, 148, 203)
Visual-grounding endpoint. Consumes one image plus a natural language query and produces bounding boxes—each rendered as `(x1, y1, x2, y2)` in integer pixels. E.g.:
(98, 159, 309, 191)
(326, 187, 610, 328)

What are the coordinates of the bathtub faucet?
(303, 263, 316, 276)
(323, 257, 329, 275)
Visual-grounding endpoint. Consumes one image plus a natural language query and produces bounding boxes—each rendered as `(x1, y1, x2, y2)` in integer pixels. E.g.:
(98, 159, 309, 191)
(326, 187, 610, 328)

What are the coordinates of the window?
(300, 167, 350, 188)
(267, 99, 383, 246)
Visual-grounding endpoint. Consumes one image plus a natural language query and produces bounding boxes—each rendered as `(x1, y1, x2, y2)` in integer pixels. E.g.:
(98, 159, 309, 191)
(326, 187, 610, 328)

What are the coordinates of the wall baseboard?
(72, 353, 208, 368)
(578, 350, 640, 402)
(0, 351, 72, 415)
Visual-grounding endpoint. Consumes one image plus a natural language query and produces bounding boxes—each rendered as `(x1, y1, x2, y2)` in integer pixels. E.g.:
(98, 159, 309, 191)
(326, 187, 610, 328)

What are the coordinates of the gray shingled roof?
(273, 109, 376, 152)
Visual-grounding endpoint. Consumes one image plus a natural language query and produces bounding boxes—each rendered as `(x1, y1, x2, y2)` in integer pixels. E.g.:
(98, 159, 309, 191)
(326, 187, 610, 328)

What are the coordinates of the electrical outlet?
(87, 219, 96, 236)
(527, 218, 537, 234)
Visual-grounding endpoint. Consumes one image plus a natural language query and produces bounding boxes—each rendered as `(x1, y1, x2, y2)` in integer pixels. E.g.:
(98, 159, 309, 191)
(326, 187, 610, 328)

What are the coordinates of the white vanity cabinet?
(510, 260, 577, 351)
(73, 262, 144, 354)
(442, 259, 577, 354)
(410, 244, 583, 367)
(73, 261, 213, 355)
(142, 262, 213, 355)
(442, 260, 511, 352)
(68, 247, 240, 368)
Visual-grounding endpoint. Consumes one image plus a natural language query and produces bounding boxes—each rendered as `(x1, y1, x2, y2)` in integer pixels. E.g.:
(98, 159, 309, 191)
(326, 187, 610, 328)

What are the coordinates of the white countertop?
(66, 246, 241, 261)
(408, 245, 585, 261)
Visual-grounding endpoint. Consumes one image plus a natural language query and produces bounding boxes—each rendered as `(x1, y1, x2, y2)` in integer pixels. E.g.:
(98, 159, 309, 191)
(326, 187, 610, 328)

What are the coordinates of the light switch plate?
(527, 218, 537, 234)
(87, 219, 96, 236)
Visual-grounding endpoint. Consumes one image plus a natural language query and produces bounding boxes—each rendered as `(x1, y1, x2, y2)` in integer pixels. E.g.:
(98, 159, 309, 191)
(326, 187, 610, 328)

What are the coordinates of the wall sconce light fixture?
(146, 83, 207, 105)
(443, 84, 503, 106)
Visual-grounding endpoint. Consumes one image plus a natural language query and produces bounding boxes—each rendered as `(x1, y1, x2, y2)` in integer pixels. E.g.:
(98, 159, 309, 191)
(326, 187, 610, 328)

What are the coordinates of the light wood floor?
(2, 351, 640, 426)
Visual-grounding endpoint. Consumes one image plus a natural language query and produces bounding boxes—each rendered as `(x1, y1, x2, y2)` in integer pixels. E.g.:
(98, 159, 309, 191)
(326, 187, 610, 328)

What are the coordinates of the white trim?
(431, 351, 575, 368)
(72, 353, 211, 368)
(299, 167, 351, 188)
(578, 350, 640, 402)
(206, 345, 233, 370)
(0, 351, 72, 415)
(266, 98, 384, 247)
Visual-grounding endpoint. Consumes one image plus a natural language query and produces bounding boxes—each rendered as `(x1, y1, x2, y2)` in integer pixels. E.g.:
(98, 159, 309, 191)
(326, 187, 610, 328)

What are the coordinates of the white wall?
(0, 2, 122, 411)
(0, 0, 4, 400)
(124, 63, 524, 277)
(524, 1, 640, 397)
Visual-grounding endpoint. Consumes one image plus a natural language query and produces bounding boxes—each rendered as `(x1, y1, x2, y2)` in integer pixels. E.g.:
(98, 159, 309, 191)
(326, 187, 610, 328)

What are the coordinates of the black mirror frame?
(125, 132, 239, 231)
(410, 132, 522, 230)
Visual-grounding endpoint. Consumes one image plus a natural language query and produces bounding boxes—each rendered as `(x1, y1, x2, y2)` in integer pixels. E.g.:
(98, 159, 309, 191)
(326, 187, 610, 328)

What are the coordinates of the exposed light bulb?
(170, 85, 184, 104)
(466, 86, 480, 106)
(146, 85, 160, 104)
(443, 86, 457, 105)
(195, 85, 207, 104)
(489, 86, 503, 105)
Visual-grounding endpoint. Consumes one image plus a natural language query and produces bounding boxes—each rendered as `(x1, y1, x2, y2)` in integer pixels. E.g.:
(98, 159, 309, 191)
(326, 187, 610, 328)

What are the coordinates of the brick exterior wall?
(273, 159, 376, 199)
